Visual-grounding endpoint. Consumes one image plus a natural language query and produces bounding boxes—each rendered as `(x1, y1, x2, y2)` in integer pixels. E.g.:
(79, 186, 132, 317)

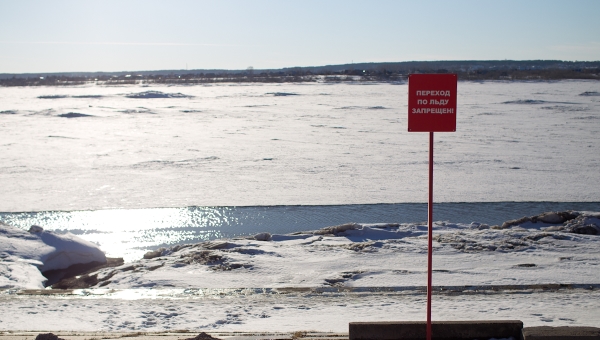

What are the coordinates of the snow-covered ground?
(1, 211, 599, 332)
(0, 223, 105, 289)
(1, 81, 599, 212)
(3, 288, 599, 333)
(1, 81, 599, 333)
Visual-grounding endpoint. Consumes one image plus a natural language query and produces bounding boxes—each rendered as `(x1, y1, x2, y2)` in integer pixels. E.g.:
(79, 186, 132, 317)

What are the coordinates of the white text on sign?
(417, 99, 449, 105)
(413, 90, 454, 114)
(415, 90, 452, 96)
(411, 108, 455, 114)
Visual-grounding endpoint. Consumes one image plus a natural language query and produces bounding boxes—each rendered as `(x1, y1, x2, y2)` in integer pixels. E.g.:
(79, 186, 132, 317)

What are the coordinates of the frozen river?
(1, 80, 599, 212)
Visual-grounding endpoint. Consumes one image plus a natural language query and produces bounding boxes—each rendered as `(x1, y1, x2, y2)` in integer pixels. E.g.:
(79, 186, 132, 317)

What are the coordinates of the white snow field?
(0, 81, 599, 212)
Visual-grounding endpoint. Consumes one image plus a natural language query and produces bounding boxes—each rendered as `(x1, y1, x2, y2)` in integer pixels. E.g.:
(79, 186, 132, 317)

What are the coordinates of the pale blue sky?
(1, 0, 599, 73)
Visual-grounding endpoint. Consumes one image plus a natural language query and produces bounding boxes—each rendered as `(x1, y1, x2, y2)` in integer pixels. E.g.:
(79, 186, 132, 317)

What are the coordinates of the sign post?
(408, 73, 457, 340)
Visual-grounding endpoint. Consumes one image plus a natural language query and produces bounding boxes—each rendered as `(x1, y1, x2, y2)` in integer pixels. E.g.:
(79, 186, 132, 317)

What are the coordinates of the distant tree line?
(456, 68, 600, 81)
(1, 60, 599, 86)
(0, 75, 88, 86)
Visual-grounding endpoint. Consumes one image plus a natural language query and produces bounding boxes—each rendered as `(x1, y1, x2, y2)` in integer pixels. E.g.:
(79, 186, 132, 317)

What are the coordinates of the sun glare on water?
(2, 207, 236, 261)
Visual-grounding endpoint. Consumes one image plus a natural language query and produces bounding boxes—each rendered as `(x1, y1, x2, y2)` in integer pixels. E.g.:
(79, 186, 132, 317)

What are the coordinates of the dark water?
(2, 202, 598, 235)
(1, 202, 598, 260)
(178, 202, 600, 234)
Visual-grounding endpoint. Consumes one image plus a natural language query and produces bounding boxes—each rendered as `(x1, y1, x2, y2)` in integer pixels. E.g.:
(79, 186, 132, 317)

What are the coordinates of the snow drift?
(0, 222, 106, 288)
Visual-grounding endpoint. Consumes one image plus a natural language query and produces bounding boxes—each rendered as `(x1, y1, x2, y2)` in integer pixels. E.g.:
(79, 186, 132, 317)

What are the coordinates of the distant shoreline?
(2, 60, 599, 85)
(1, 72, 598, 87)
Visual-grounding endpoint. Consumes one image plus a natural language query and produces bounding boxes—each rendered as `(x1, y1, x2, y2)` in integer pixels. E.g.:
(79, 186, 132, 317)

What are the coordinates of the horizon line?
(1, 59, 599, 76)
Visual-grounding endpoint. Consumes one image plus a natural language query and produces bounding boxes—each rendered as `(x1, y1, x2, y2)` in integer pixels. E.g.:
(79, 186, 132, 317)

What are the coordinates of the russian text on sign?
(408, 73, 457, 132)
(417, 99, 449, 105)
(416, 90, 451, 97)
(411, 108, 455, 114)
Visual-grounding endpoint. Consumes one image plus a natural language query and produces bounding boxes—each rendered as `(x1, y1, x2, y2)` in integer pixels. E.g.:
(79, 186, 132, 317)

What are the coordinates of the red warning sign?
(408, 74, 457, 132)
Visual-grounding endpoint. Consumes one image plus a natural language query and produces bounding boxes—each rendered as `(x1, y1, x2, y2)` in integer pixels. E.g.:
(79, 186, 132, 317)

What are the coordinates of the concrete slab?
(523, 326, 600, 340)
(349, 320, 523, 340)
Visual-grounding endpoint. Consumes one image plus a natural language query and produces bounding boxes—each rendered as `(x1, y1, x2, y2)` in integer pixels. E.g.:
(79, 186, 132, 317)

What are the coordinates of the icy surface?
(1, 81, 599, 212)
(0, 222, 106, 288)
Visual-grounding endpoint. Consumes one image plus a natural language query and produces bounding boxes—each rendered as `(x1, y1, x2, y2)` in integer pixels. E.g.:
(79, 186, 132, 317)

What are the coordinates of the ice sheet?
(1, 81, 599, 211)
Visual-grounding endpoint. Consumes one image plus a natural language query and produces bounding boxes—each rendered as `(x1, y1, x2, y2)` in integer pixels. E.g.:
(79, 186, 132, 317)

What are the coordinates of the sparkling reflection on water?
(1, 202, 598, 262)
(1, 207, 237, 261)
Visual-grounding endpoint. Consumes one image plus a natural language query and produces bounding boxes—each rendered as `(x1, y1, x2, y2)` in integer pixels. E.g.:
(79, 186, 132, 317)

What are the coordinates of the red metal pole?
(427, 131, 434, 340)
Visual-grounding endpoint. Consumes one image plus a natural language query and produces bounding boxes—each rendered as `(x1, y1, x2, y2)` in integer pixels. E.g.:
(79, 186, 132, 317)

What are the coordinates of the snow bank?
(3, 210, 598, 290)
(49, 211, 598, 291)
(0, 255, 46, 289)
(0, 222, 106, 288)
